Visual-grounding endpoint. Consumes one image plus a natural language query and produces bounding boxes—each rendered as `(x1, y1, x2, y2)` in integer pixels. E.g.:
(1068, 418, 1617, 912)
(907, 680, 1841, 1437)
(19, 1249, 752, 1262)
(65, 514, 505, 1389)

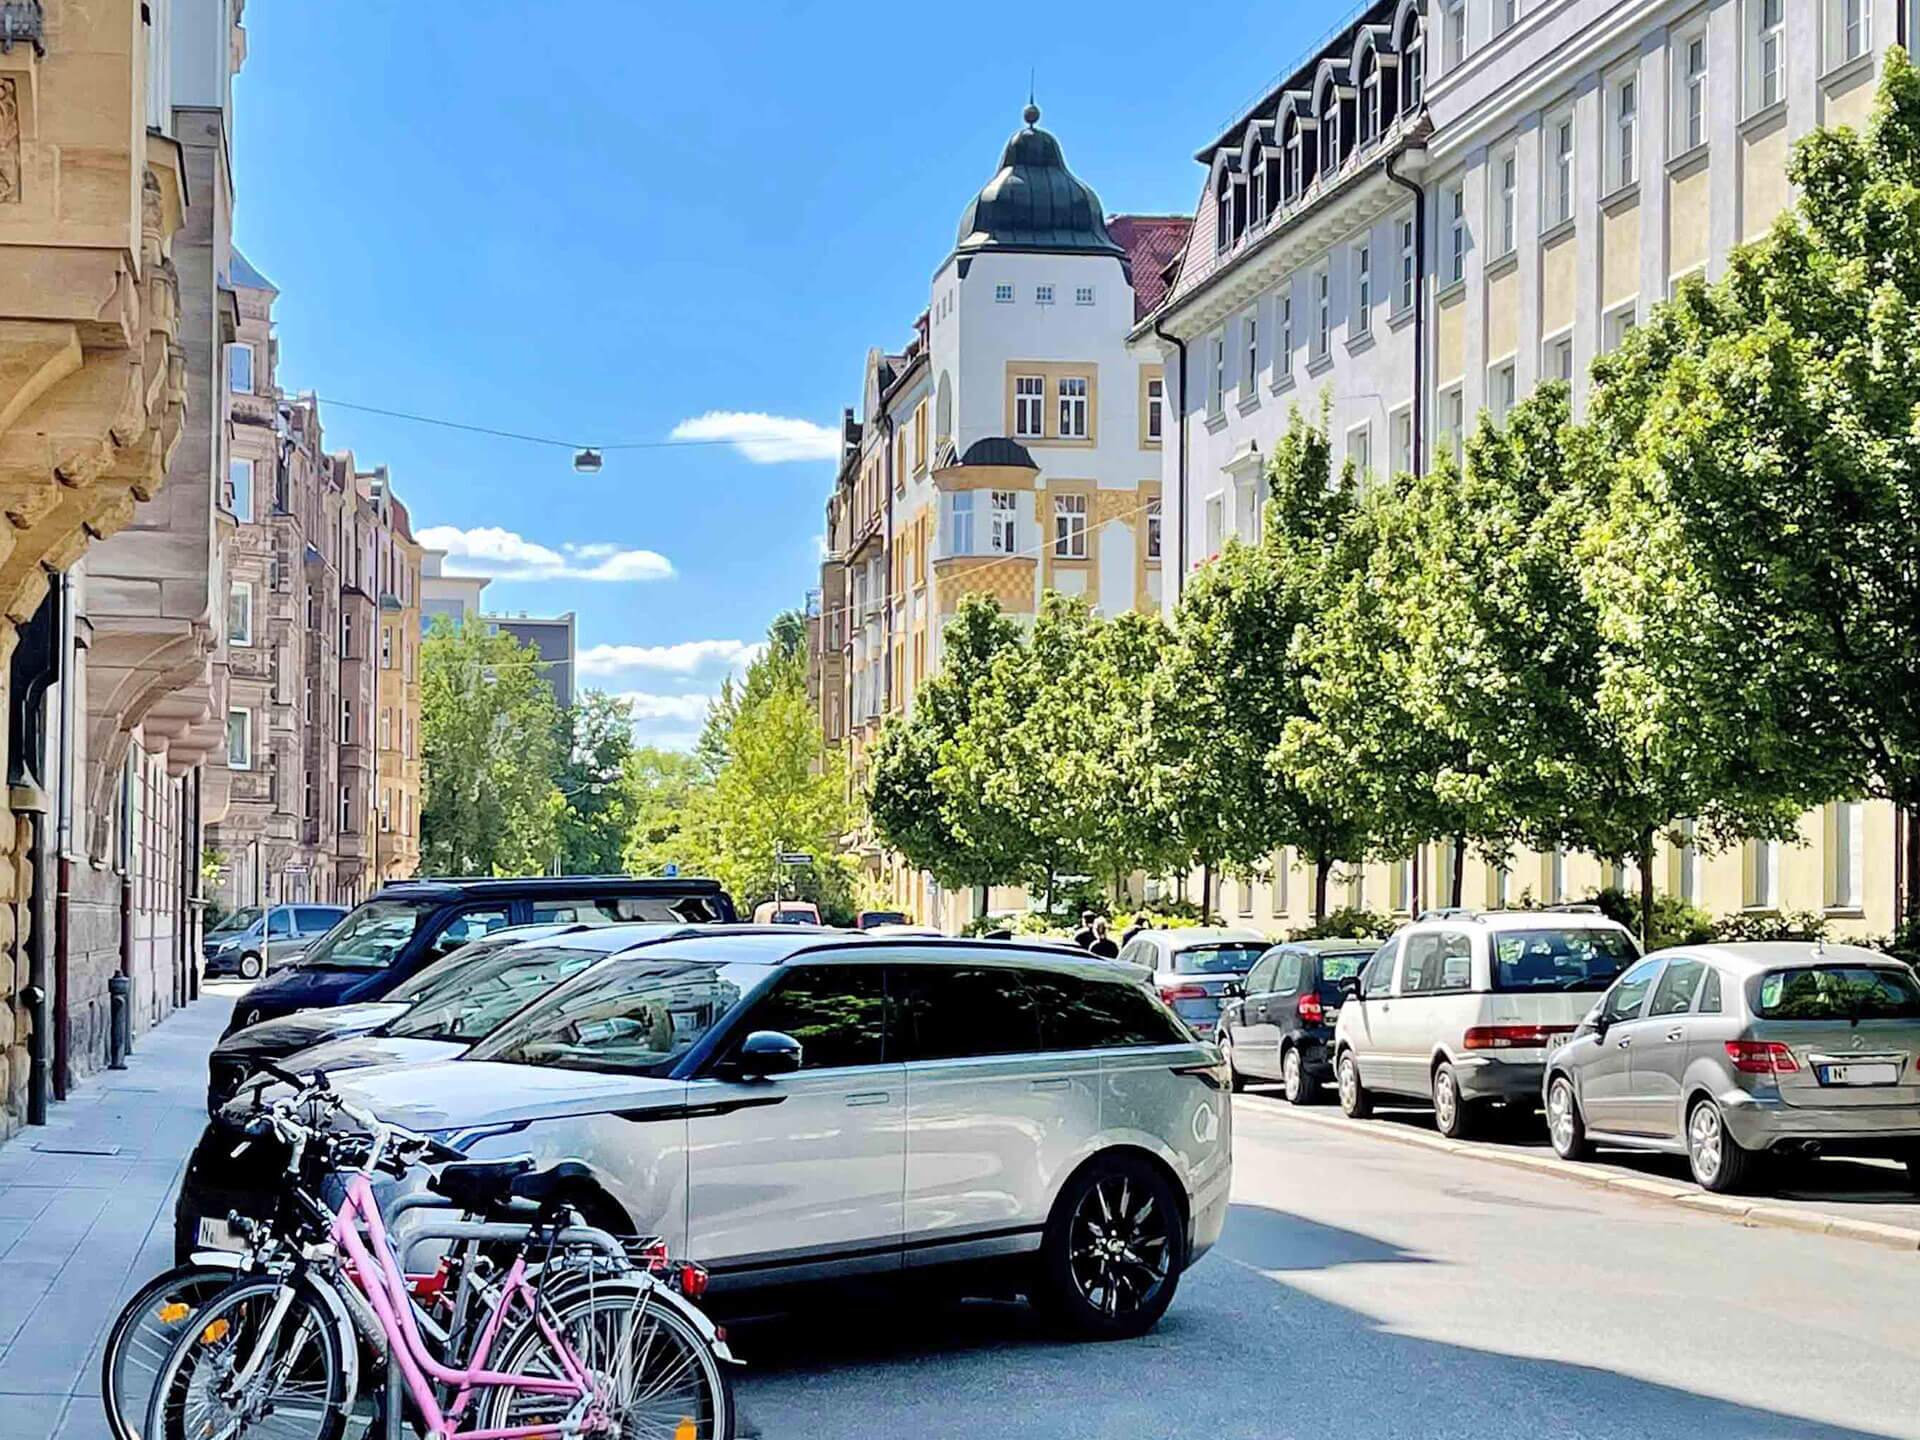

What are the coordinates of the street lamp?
(572, 448, 603, 474)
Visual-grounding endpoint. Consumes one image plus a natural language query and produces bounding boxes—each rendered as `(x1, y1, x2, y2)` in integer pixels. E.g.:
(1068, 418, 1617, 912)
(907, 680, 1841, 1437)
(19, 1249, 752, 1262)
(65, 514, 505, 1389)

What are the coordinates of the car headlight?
(424, 1121, 530, 1154)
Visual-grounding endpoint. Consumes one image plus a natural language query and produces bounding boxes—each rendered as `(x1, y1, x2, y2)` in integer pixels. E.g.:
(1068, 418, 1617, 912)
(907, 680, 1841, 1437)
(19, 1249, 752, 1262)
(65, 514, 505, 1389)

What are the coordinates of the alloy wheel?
(1283, 1047, 1304, 1102)
(1337, 1055, 1357, 1108)
(1547, 1080, 1576, 1153)
(1689, 1102, 1723, 1184)
(1434, 1070, 1458, 1133)
(1067, 1174, 1172, 1321)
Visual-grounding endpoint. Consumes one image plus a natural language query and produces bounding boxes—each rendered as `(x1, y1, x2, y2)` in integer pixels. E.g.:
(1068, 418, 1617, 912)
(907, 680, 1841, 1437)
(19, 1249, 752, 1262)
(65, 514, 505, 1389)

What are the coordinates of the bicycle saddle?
(430, 1157, 594, 1218)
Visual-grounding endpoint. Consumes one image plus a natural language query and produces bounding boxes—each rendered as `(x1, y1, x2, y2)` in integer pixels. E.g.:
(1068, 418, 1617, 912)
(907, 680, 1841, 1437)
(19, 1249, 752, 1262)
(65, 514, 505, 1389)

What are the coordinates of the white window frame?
(1748, 0, 1785, 113)
(339, 784, 352, 832)
(1346, 420, 1372, 480)
(229, 457, 254, 522)
(1074, 285, 1096, 305)
(1276, 288, 1294, 382)
(1313, 266, 1331, 358)
(1494, 148, 1517, 256)
(1145, 497, 1162, 560)
(1439, 383, 1466, 466)
(1546, 111, 1575, 227)
(1544, 329, 1575, 383)
(1058, 376, 1089, 438)
(1677, 26, 1709, 153)
(1447, 184, 1467, 285)
(1353, 242, 1372, 335)
(1396, 215, 1417, 313)
(1014, 375, 1046, 437)
(1444, 0, 1466, 68)
(340, 697, 353, 745)
(1243, 309, 1259, 393)
(1496, 0, 1518, 34)
(228, 581, 253, 647)
(946, 489, 976, 555)
(1146, 376, 1164, 440)
(1603, 298, 1639, 353)
(226, 342, 254, 394)
(1204, 490, 1225, 557)
(1827, 0, 1872, 68)
(1489, 357, 1517, 421)
(1388, 405, 1413, 477)
(1610, 71, 1638, 191)
(1209, 334, 1226, 415)
(1035, 283, 1055, 306)
(226, 708, 253, 771)
(1053, 493, 1089, 560)
(989, 489, 1018, 555)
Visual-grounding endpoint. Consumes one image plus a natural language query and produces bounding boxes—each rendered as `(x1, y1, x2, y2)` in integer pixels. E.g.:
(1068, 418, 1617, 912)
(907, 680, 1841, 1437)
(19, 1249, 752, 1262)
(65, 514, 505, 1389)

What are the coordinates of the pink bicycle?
(143, 1083, 734, 1440)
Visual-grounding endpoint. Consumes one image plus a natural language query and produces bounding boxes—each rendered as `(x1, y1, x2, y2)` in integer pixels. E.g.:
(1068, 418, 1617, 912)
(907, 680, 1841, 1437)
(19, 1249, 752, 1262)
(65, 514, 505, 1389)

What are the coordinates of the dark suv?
(1218, 939, 1378, 1101)
(218, 876, 735, 1035)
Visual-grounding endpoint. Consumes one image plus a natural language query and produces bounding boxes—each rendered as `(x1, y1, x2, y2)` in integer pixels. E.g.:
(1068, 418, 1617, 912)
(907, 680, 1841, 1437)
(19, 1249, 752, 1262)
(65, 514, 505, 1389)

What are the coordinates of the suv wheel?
(1036, 1154, 1183, 1341)
(1336, 1049, 1372, 1118)
(1686, 1098, 1753, 1193)
(1898, 1145, 1920, 1195)
(1282, 1045, 1316, 1105)
(237, 952, 264, 981)
(1545, 1075, 1590, 1161)
(1432, 1062, 1476, 1140)
(1218, 1032, 1246, 1094)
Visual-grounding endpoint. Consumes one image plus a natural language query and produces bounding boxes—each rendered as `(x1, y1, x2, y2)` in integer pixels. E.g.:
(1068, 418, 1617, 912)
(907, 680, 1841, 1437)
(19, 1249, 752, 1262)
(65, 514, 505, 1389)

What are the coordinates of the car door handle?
(844, 1091, 891, 1107)
(1665, 1027, 1686, 1042)
(1029, 1078, 1071, 1092)
(1616, 1037, 1633, 1048)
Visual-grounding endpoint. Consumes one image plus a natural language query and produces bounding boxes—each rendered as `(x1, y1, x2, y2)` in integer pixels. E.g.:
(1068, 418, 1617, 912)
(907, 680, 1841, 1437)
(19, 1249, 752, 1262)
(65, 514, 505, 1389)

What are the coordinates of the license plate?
(1815, 1061, 1901, 1087)
(196, 1216, 245, 1252)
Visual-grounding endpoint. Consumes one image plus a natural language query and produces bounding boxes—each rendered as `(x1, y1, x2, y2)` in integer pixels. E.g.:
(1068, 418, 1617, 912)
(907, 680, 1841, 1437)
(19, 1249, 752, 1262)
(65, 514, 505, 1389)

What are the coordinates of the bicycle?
(140, 1076, 735, 1440)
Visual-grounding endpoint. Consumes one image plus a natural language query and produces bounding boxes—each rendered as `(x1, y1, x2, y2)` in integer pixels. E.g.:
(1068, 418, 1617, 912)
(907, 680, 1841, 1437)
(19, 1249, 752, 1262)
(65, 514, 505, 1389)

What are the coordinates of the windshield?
(1491, 928, 1639, 993)
(296, 899, 434, 970)
(384, 931, 548, 1004)
(1754, 966, 1920, 1020)
(470, 960, 767, 1076)
(384, 942, 621, 1043)
(1175, 944, 1268, 975)
(210, 907, 261, 936)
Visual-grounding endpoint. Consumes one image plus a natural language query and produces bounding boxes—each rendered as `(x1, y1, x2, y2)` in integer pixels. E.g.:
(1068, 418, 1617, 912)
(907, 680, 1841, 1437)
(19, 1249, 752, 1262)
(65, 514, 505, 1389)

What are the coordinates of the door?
(1630, 957, 1706, 1137)
(894, 963, 1100, 1258)
(1577, 958, 1665, 1132)
(1345, 939, 1401, 1089)
(685, 961, 903, 1278)
(263, 907, 299, 969)
(1383, 931, 1454, 1096)
(1235, 951, 1286, 1077)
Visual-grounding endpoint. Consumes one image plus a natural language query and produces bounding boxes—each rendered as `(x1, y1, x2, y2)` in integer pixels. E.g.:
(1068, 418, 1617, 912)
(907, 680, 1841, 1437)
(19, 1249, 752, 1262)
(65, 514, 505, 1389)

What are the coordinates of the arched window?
(1359, 52, 1381, 144)
(1403, 14, 1426, 110)
(1320, 84, 1342, 173)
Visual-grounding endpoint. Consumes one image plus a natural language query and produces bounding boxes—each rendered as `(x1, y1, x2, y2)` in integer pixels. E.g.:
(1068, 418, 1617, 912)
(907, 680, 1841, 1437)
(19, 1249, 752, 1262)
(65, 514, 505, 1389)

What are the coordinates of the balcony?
(0, 2, 44, 55)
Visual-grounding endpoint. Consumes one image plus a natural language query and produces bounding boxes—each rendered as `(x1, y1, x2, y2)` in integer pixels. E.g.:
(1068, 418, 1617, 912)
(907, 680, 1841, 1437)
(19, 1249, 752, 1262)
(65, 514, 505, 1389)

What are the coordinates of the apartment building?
(1139, 0, 1907, 935)
(375, 494, 422, 883)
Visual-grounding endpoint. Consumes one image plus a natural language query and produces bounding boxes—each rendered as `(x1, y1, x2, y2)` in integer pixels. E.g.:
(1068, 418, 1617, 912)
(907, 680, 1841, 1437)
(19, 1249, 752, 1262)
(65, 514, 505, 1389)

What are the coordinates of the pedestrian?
(1072, 910, 1097, 949)
(1088, 917, 1120, 959)
(1121, 912, 1151, 947)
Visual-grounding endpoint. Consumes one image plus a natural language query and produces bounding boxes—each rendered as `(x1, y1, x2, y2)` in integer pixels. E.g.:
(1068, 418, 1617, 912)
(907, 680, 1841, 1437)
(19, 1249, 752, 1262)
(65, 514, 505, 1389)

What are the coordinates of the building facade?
(420, 549, 489, 632)
(1138, 0, 1909, 936)
(488, 611, 576, 710)
(374, 494, 421, 883)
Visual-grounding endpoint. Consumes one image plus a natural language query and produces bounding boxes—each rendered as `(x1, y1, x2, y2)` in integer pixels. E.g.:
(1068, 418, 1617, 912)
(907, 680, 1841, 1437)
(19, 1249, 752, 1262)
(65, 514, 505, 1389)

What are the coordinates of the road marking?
(1234, 1091, 1920, 1253)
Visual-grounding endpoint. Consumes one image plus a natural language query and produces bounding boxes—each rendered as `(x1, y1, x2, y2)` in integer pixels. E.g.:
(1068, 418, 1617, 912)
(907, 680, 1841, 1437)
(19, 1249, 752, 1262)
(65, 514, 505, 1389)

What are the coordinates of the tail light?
(1463, 1025, 1568, 1050)
(1296, 992, 1325, 1025)
(678, 1262, 710, 1299)
(1159, 984, 1208, 1005)
(1725, 1040, 1799, 1075)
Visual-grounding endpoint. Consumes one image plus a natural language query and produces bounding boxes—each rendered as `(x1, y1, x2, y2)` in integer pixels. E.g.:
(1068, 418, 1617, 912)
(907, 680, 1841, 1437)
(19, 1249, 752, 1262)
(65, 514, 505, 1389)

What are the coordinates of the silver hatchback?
(1543, 942, 1920, 1192)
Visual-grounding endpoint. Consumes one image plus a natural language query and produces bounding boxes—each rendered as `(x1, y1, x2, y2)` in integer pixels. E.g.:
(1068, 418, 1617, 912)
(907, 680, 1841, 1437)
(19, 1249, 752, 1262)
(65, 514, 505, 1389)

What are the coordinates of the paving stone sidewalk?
(0, 986, 237, 1440)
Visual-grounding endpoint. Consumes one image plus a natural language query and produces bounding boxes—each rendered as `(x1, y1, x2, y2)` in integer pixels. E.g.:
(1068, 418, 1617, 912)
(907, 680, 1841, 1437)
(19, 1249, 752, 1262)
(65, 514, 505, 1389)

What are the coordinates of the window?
(1752, 0, 1785, 111)
(989, 489, 1017, 553)
(1362, 57, 1382, 142)
(340, 697, 353, 744)
(1495, 150, 1517, 256)
(229, 458, 254, 522)
(1405, 18, 1425, 107)
(1236, 880, 1254, 917)
(1745, 838, 1780, 908)
(1362, 939, 1399, 997)
(738, 964, 886, 1070)
(1145, 497, 1162, 560)
(1829, 800, 1864, 909)
(379, 789, 392, 832)
(1397, 216, 1417, 312)
(1058, 376, 1089, 438)
(380, 708, 393, 751)
(1053, 493, 1088, 559)
(1440, 384, 1465, 466)
(1035, 283, 1055, 306)
(226, 709, 252, 770)
(1014, 375, 1045, 437)
(1680, 31, 1709, 151)
(1353, 244, 1372, 335)
(1146, 376, 1164, 439)
(895, 965, 1039, 1058)
(1271, 850, 1289, 916)
(1612, 74, 1638, 189)
(1601, 958, 1664, 1023)
(227, 582, 253, 647)
(1347, 421, 1372, 480)
(946, 489, 975, 555)
(1698, 967, 1723, 1013)
(1447, 184, 1466, 284)
(380, 625, 393, 668)
(1389, 407, 1413, 476)
(1276, 290, 1293, 378)
(226, 343, 254, 394)
(1604, 301, 1638, 353)
(1444, 0, 1466, 67)
(339, 609, 351, 658)
(1404, 931, 1474, 993)
(1489, 359, 1516, 421)
(1023, 970, 1189, 1050)
(1650, 959, 1706, 1017)
(1313, 267, 1331, 358)
(1496, 0, 1518, 33)
(1545, 331, 1574, 382)
(1209, 334, 1226, 415)
(994, 283, 1014, 303)
(1547, 113, 1574, 226)
(1204, 490, 1225, 556)
(1242, 311, 1259, 393)
(1831, 0, 1872, 64)
(1075, 285, 1095, 305)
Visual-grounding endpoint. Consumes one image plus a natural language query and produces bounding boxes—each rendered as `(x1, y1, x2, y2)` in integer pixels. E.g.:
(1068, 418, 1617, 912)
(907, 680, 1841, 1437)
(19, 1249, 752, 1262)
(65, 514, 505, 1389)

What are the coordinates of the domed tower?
(951, 103, 1127, 260)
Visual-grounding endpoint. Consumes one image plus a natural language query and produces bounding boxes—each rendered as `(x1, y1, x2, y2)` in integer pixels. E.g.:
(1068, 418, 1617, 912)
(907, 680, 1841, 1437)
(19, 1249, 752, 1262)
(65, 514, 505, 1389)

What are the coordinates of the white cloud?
(616, 692, 715, 724)
(578, 639, 763, 678)
(415, 525, 673, 583)
(669, 410, 839, 464)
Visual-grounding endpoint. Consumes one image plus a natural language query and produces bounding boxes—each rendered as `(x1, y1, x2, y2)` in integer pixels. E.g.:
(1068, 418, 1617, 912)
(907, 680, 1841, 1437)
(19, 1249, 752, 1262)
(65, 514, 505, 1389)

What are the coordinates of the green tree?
(419, 618, 563, 875)
(553, 691, 638, 874)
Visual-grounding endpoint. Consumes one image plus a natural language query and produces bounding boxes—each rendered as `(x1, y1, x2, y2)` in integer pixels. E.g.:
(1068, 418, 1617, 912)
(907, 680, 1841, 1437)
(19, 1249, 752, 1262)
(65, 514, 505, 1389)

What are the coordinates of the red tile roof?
(1110, 214, 1194, 322)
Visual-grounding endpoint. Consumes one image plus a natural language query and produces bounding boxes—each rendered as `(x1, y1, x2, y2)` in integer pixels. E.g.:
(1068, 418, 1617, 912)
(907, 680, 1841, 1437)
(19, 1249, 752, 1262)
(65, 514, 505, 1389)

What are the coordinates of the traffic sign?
(776, 852, 813, 866)
(661, 862, 679, 877)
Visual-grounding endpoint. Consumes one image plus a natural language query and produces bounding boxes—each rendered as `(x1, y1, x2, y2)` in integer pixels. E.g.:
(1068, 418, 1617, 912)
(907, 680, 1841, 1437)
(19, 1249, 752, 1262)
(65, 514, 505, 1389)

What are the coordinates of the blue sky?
(233, 2, 1327, 746)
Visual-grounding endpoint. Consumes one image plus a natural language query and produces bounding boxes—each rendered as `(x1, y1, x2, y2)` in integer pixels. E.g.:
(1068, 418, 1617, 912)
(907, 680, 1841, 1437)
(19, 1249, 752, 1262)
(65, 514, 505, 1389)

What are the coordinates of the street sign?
(661, 862, 679, 877)
(776, 852, 813, 866)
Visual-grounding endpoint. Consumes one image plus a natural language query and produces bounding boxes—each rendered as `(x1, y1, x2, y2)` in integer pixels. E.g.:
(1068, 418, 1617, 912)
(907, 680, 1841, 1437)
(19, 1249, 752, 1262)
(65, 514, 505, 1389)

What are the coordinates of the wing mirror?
(734, 1030, 803, 1079)
(1337, 976, 1363, 1002)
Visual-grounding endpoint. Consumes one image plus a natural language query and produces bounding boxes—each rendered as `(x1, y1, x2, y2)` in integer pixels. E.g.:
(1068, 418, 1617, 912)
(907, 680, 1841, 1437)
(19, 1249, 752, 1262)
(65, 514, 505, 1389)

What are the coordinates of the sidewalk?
(0, 986, 236, 1440)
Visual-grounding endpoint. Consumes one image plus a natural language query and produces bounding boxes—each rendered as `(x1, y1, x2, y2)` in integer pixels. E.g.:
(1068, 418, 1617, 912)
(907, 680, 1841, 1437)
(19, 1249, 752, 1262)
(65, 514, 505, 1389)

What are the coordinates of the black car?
(1217, 940, 1379, 1101)
(218, 876, 735, 1036)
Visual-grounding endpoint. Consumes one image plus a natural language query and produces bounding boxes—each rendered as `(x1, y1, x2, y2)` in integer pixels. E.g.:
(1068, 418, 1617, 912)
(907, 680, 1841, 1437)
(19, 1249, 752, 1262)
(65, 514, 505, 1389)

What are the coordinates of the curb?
(1236, 1092, 1920, 1253)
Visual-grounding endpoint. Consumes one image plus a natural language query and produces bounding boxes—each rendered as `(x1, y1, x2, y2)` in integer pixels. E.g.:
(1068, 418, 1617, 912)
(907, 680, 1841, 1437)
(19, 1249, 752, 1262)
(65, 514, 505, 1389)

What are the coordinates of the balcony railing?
(0, 3, 44, 56)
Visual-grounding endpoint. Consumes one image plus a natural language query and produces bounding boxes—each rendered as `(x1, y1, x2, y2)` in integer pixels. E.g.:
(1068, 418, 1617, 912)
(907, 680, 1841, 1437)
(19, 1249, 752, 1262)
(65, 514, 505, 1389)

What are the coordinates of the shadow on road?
(728, 1203, 1900, 1440)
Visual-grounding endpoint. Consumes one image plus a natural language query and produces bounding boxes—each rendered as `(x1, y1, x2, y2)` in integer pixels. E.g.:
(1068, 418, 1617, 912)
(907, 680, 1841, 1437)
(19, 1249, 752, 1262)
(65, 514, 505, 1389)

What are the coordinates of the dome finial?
(1025, 71, 1039, 128)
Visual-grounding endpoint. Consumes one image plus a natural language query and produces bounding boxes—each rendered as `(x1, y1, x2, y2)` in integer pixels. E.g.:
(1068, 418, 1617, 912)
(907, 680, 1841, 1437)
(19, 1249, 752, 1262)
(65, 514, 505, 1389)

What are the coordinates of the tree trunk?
(1451, 836, 1466, 907)
(1411, 845, 1423, 917)
(1313, 857, 1330, 924)
(1901, 795, 1920, 929)
(1200, 860, 1213, 926)
(1639, 825, 1658, 951)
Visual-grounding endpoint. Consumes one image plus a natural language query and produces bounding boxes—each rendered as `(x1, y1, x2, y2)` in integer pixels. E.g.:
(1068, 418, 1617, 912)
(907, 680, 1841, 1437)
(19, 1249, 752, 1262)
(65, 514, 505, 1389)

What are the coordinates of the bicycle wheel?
(145, 1275, 350, 1440)
(101, 1263, 238, 1440)
(475, 1277, 733, 1440)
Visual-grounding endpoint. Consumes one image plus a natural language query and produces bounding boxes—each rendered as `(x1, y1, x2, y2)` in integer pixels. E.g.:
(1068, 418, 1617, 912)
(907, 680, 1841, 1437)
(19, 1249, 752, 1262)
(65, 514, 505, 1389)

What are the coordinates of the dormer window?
(1321, 96, 1341, 172)
(1360, 55, 1382, 143)
(1215, 171, 1233, 252)
(1287, 125, 1306, 198)
(1404, 17, 1425, 108)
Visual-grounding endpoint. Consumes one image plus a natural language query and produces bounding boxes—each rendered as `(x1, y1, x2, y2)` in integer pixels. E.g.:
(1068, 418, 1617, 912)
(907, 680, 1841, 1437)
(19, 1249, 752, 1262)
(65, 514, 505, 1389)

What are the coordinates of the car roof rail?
(1538, 902, 1604, 914)
(1416, 906, 1482, 922)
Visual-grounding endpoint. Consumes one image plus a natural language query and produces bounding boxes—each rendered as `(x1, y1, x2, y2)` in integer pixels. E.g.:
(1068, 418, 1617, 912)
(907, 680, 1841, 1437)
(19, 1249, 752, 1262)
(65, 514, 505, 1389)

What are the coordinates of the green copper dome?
(953, 104, 1125, 259)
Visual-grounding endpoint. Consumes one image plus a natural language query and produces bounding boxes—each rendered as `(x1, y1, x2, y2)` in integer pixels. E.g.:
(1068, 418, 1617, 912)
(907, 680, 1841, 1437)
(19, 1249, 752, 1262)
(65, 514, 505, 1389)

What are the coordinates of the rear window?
(1754, 966, 1920, 1020)
(1318, 952, 1372, 985)
(1174, 944, 1267, 975)
(1490, 928, 1638, 993)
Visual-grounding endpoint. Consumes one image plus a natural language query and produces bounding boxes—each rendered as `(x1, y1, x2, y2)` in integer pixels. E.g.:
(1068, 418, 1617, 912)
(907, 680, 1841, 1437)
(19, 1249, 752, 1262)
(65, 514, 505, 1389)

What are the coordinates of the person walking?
(1088, 917, 1120, 959)
(1121, 913, 1152, 947)
(1072, 910, 1097, 949)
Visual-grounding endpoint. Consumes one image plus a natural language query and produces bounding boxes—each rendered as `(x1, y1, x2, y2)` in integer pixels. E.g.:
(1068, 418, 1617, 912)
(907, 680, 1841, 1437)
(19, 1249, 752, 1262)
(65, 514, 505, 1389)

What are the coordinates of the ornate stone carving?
(0, 78, 17, 205)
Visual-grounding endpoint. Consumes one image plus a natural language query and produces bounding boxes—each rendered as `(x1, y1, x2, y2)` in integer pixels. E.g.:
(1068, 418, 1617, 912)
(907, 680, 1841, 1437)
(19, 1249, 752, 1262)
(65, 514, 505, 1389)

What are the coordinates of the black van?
(218, 876, 735, 1034)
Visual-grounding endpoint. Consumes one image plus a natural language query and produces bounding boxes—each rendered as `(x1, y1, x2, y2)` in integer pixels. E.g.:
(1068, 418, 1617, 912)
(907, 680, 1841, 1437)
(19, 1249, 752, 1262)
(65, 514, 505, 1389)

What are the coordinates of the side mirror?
(734, 1030, 803, 1079)
(1338, 976, 1363, 1002)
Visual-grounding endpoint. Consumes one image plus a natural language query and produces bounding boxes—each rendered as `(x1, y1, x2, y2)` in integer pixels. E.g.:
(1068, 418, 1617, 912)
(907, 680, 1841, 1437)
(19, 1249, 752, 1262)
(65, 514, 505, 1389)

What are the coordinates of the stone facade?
(374, 493, 421, 884)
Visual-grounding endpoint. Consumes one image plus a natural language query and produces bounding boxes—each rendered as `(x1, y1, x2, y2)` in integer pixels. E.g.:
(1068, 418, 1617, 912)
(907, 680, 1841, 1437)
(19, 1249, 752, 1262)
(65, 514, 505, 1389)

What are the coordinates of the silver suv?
(293, 932, 1233, 1338)
(1544, 942, 1920, 1192)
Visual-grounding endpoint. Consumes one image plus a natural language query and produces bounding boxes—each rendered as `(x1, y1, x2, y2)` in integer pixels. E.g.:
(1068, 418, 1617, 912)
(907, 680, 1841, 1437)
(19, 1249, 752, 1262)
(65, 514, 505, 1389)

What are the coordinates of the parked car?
(203, 922, 587, 1110)
(753, 899, 823, 925)
(1116, 926, 1270, 1033)
(855, 910, 910, 929)
(219, 876, 736, 1035)
(1543, 941, 1920, 1192)
(1217, 939, 1379, 1101)
(186, 933, 1231, 1338)
(1332, 907, 1640, 1138)
(203, 904, 349, 980)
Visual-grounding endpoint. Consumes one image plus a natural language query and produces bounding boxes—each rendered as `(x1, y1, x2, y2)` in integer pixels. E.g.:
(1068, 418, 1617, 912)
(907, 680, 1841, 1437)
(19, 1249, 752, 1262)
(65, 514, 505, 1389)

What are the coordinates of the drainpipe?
(1151, 317, 1190, 600)
(51, 569, 73, 1098)
(1386, 149, 1426, 476)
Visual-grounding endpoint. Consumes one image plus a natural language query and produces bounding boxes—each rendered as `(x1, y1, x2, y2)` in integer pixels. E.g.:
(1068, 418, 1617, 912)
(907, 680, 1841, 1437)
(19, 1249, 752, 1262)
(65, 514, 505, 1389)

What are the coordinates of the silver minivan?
(203, 903, 349, 979)
(1332, 908, 1640, 1138)
(1544, 941, 1920, 1192)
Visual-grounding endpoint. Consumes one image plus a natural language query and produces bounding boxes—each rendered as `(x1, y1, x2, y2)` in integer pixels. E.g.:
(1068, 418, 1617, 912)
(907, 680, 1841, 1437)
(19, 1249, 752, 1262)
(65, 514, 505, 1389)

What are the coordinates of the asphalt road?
(729, 1096, 1920, 1440)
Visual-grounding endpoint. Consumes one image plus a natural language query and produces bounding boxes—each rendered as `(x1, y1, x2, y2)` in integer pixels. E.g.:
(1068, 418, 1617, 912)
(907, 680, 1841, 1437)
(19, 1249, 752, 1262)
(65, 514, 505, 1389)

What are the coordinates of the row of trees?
(870, 55, 1920, 945)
